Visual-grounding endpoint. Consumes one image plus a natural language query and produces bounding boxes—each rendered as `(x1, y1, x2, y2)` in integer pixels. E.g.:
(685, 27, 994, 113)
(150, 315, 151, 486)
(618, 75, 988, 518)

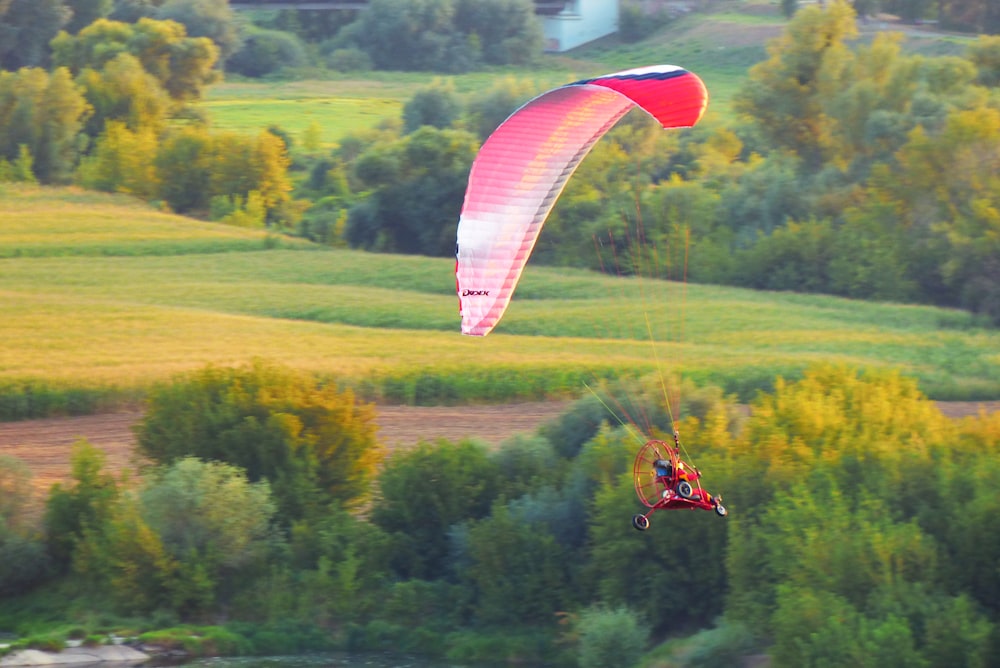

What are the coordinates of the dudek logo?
(462, 289, 490, 296)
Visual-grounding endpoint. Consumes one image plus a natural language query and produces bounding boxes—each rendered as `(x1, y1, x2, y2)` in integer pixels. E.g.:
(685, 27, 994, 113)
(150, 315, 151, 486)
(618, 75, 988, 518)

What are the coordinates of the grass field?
(197, 1, 974, 146)
(2, 5, 992, 414)
(1, 185, 997, 414)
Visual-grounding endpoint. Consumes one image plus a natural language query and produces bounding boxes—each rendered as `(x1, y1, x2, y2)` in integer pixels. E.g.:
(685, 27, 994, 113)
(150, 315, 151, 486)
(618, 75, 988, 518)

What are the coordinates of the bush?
(679, 620, 759, 668)
(135, 360, 383, 522)
(0, 526, 51, 597)
(326, 48, 372, 72)
(576, 606, 648, 668)
(226, 29, 308, 77)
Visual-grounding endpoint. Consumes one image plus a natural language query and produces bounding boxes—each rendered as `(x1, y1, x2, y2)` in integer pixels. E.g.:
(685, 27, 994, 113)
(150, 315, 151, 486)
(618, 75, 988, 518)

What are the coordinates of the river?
(159, 654, 459, 668)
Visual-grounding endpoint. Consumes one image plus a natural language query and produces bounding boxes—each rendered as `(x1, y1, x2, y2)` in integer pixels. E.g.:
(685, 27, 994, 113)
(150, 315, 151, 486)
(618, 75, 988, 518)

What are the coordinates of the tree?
(402, 80, 462, 134)
(51, 17, 220, 104)
(135, 360, 383, 522)
(882, 107, 1000, 319)
(461, 504, 574, 626)
(0, 66, 90, 183)
(968, 35, 1000, 88)
(72, 494, 179, 614)
(0, 455, 51, 596)
(155, 0, 241, 61)
(225, 27, 308, 78)
(76, 120, 160, 197)
(43, 440, 121, 569)
(349, 0, 462, 72)
(108, 0, 162, 23)
(140, 457, 277, 612)
(66, 0, 112, 34)
(0, 0, 70, 70)
(463, 75, 538, 141)
(76, 52, 172, 135)
(733, 1, 858, 170)
(152, 124, 213, 212)
(347, 125, 477, 255)
(370, 438, 500, 580)
(576, 606, 649, 668)
(453, 0, 542, 66)
(207, 130, 293, 216)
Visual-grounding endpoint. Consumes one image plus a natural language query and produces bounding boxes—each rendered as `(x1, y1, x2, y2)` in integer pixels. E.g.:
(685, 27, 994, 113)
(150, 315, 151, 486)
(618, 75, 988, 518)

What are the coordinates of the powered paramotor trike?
(631, 436, 726, 531)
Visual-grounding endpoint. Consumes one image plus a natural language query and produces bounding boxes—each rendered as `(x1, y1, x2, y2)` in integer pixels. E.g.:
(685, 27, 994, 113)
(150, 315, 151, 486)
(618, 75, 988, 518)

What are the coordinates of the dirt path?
(0, 402, 573, 497)
(1, 400, 997, 500)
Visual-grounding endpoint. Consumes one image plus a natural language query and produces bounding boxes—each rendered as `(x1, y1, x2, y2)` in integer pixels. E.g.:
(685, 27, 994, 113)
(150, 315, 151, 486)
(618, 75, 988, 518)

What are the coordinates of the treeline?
(0, 8, 294, 225)
(2, 362, 997, 666)
(3, 1, 1000, 324)
(0, 0, 542, 228)
(0, 0, 544, 78)
(313, 2, 1000, 325)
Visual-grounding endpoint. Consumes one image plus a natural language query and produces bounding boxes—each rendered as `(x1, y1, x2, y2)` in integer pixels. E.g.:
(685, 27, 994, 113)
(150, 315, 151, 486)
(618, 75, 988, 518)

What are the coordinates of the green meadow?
(1, 184, 997, 417)
(197, 1, 974, 148)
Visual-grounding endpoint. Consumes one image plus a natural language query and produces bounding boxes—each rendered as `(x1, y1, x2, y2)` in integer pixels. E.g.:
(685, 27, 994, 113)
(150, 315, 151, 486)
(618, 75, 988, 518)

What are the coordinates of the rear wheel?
(632, 514, 650, 531)
(676, 481, 694, 499)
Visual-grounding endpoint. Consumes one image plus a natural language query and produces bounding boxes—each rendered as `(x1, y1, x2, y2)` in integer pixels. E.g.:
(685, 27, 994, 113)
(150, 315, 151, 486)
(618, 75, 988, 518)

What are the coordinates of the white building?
(541, 0, 620, 52)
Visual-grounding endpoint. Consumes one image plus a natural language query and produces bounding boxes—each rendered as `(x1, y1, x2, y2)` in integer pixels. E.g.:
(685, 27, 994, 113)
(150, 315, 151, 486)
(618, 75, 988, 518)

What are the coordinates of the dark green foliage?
(463, 76, 537, 141)
(324, 47, 372, 72)
(576, 606, 649, 668)
(0, 0, 70, 70)
(346, 125, 476, 256)
(340, 0, 539, 73)
(43, 440, 120, 569)
(679, 620, 760, 668)
(108, 0, 158, 22)
(0, 456, 51, 596)
(155, 0, 241, 60)
(443, 627, 570, 666)
(370, 438, 500, 579)
(0, 380, 124, 420)
(452, 0, 542, 66)
(8, 367, 1000, 666)
(618, 2, 673, 43)
(0, 67, 89, 183)
(348, 0, 463, 72)
(135, 360, 382, 522)
(462, 504, 576, 625)
(488, 434, 559, 499)
(402, 81, 462, 134)
(66, 0, 112, 34)
(226, 28, 308, 77)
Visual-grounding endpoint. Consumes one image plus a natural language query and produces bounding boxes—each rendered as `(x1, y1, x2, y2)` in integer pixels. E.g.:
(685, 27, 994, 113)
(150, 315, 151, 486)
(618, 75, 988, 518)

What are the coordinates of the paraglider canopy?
(455, 64, 709, 336)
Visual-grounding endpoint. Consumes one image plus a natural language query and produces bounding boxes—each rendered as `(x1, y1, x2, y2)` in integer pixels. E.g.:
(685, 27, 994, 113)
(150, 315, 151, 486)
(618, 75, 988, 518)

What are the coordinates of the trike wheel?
(715, 502, 728, 517)
(676, 481, 694, 499)
(632, 514, 650, 531)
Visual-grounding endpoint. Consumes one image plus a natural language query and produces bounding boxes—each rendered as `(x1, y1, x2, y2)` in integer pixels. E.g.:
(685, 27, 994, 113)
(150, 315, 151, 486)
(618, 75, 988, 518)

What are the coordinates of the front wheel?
(715, 502, 728, 517)
(632, 514, 650, 531)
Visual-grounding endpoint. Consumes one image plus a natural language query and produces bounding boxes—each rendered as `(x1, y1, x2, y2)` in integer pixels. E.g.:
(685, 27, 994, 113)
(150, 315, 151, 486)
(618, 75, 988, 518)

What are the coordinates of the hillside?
(0, 183, 998, 414)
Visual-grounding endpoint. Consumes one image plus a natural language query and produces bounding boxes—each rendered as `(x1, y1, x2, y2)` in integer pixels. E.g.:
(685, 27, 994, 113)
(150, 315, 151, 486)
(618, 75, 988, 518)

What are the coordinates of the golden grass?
(1, 185, 998, 402)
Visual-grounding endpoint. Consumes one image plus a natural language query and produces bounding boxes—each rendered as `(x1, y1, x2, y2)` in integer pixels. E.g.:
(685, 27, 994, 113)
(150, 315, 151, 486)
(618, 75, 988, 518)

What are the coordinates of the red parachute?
(455, 65, 708, 336)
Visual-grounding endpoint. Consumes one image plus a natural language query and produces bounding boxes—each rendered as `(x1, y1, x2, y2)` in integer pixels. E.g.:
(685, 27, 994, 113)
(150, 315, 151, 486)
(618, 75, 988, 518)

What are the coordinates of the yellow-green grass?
(200, 95, 403, 147)
(0, 184, 314, 257)
(1, 185, 998, 410)
(196, 2, 975, 145)
(199, 69, 601, 146)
